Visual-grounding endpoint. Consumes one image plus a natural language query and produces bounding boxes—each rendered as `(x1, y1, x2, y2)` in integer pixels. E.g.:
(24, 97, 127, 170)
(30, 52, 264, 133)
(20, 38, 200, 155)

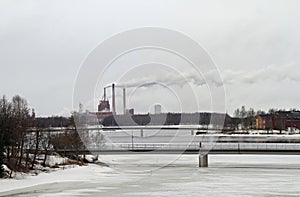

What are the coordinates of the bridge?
(83, 142, 300, 154)
(27, 125, 222, 132)
(57, 140, 300, 167)
(30, 126, 300, 167)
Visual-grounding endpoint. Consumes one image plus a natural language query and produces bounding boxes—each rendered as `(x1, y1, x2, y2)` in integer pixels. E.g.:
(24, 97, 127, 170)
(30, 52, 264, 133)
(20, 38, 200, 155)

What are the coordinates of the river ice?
(1, 154, 300, 196)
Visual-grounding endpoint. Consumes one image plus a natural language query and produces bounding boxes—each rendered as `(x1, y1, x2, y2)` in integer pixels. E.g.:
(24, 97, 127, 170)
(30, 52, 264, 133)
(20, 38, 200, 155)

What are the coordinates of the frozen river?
(1, 154, 300, 196)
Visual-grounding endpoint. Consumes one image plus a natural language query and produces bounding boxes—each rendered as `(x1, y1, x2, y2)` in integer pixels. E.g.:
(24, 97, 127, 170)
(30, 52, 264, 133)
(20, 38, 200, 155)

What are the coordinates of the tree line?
(0, 95, 33, 177)
(0, 95, 91, 178)
(234, 106, 299, 118)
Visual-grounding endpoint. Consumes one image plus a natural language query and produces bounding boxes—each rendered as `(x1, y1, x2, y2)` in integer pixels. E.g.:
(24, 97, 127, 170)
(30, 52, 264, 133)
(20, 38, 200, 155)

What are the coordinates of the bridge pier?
(198, 154, 208, 167)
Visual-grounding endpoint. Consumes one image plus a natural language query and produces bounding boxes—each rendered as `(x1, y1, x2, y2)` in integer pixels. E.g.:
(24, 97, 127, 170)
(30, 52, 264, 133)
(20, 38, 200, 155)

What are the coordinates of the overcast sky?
(0, 0, 299, 116)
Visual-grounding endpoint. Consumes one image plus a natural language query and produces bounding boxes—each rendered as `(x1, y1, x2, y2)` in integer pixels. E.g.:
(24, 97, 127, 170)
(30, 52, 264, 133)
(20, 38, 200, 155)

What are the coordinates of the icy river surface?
(1, 154, 300, 196)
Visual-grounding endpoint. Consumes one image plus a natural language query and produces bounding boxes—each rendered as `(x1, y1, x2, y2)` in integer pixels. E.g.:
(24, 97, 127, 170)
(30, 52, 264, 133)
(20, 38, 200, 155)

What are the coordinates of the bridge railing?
(202, 143, 300, 151)
(56, 142, 300, 153)
(96, 143, 200, 151)
(84, 142, 300, 152)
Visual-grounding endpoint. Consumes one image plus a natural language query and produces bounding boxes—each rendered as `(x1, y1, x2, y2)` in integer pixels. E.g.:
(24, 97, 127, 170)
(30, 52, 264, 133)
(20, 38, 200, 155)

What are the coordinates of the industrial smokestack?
(103, 87, 106, 100)
(112, 83, 116, 114)
(123, 88, 126, 115)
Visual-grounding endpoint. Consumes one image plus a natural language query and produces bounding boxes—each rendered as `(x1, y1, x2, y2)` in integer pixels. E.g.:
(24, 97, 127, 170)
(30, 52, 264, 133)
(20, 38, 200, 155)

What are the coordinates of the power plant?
(97, 83, 132, 116)
(97, 87, 110, 112)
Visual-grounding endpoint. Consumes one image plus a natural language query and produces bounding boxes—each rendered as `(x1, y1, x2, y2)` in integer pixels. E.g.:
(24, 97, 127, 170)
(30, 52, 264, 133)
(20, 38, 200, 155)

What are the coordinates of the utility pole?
(131, 131, 134, 149)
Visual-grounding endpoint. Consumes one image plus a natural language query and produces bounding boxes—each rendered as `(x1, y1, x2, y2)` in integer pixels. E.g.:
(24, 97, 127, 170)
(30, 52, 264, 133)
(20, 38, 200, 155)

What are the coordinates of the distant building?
(126, 108, 134, 115)
(98, 100, 110, 112)
(284, 111, 300, 129)
(256, 114, 273, 130)
(154, 104, 162, 114)
(256, 111, 300, 130)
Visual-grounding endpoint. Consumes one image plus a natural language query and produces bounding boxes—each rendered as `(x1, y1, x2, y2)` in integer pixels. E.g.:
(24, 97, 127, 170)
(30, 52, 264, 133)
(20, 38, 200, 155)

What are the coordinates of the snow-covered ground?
(1, 154, 300, 196)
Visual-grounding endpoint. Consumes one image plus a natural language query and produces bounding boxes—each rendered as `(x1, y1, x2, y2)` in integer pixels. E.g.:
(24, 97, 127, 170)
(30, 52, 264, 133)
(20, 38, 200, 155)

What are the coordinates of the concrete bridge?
(57, 141, 300, 167)
(28, 126, 300, 167)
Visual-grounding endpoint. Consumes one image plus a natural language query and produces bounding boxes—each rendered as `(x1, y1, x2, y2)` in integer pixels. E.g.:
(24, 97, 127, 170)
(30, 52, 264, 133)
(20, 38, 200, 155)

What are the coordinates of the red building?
(98, 100, 110, 112)
(284, 111, 300, 129)
(256, 114, 273, 130)
(256, 111, 300, 130)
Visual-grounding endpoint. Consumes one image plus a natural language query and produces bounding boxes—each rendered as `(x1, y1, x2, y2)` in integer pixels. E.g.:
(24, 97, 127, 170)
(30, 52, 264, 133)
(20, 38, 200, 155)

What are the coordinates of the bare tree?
(24, 133, 35, 169)
(30, 129, 40, 169)
(234, 108, 240, 118)
(12, 95, 31, 168)
(240, 106, 247, 118)
(40, 130, 53, 167)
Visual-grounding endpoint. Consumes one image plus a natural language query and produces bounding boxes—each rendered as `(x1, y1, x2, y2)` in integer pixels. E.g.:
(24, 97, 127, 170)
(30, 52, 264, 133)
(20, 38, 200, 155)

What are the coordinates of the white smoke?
(222, 63, 300, 85)
(117, 70, 223, 88)
(112, 64, 300, 89)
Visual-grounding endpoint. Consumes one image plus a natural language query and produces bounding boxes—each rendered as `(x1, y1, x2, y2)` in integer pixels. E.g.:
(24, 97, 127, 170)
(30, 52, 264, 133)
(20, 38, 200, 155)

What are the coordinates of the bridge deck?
(57, 142, 300, 155)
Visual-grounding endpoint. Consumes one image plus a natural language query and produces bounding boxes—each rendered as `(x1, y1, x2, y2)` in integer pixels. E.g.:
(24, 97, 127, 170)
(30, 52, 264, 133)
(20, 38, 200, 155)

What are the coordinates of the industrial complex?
(69, 83, 300, 132)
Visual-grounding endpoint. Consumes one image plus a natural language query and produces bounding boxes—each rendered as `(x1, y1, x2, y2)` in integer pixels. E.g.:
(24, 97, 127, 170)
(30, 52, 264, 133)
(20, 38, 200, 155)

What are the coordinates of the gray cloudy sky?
(0, 0, 299, 116)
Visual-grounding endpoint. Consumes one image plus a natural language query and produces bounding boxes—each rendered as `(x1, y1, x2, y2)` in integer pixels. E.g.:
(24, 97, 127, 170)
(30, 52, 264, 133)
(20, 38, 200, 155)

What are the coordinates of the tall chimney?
(112, 83, 116, 114)
(103, 87, 106, 100)
(123, 88, 126, 114)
